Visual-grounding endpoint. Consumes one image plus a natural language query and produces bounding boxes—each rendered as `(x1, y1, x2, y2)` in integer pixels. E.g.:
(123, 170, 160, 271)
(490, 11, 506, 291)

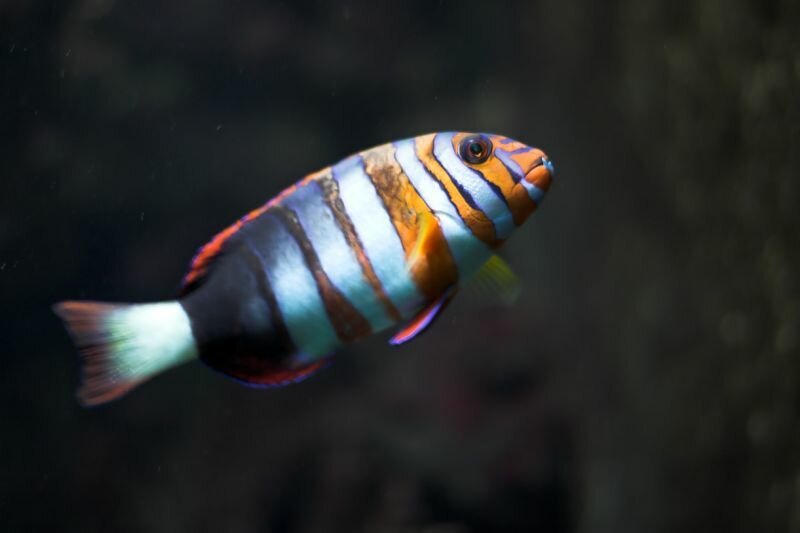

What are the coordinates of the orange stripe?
(497, 141, 550, 224)
(414, 134, 495, 244)
(361, 143, 459, 300)
(507, 186, 537, 225)
(449, 132, 533, 226)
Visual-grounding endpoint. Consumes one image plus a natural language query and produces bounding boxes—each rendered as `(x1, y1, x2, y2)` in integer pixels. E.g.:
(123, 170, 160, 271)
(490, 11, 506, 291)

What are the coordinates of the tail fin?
(53, 301, 197, 406)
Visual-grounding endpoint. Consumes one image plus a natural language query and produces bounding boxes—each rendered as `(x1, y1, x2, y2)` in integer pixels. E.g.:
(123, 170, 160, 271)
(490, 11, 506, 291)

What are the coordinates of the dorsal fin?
(179, 204, 268, 295)
(179, 174, 319, 296)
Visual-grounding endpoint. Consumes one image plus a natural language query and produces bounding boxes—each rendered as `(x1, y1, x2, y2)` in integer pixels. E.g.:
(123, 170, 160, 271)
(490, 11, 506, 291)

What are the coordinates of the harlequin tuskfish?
(54, 132, 554, 406)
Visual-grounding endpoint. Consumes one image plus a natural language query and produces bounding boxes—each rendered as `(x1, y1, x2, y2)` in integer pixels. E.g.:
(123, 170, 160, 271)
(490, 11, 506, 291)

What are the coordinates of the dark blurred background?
(2, 1, 799, 532)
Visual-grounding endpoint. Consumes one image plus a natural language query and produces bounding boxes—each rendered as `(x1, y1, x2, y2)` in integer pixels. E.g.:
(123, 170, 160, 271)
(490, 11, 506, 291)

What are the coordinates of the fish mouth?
(525, 155, 554, 173)
(524, 155, 554, 191)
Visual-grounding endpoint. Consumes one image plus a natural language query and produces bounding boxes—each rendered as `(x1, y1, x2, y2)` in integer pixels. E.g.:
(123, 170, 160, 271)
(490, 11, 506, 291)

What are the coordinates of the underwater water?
(2, 1, 799, 532)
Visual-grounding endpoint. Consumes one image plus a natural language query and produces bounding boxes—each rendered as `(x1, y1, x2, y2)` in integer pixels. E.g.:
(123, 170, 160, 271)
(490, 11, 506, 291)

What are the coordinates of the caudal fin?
(53, 301, 197, 406)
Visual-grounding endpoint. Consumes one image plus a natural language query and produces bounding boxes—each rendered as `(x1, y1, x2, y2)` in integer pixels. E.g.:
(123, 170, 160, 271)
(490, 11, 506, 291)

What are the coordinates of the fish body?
(54, 132, 554, 406)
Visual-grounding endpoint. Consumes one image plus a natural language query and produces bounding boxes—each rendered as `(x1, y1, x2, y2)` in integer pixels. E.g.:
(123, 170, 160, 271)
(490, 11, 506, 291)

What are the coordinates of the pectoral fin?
(406, 210, 439, 272)
(469, 255, 521, 306)
(389, 285, 457, 346)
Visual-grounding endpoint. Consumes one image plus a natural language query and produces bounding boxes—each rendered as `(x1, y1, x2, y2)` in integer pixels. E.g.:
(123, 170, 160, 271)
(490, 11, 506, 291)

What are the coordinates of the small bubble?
(0, 263, 5, 270)
(140, 212, 145, 221)
(216, 124, 223, 131)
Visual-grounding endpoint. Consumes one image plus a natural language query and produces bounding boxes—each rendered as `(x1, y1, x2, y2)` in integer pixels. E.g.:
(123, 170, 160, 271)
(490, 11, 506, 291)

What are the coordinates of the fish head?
(448, 132, 554, 232)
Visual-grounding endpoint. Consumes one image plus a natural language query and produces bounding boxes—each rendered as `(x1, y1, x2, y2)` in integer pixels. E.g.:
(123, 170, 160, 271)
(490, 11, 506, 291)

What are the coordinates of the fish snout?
(523, 153, 554, 201)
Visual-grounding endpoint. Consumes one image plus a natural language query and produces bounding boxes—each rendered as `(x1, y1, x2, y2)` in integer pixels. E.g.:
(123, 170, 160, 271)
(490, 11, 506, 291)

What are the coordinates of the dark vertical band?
(431, 151, 483, 213)
(268, 206, 372, 342)
(315, 174, 403, 323)
(362, 146, 459, 300)
(240, 246, 295, 355)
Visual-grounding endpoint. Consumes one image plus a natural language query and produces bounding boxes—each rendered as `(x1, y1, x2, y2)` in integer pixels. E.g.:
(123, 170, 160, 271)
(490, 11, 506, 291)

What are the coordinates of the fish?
(54, 132, 554, 406)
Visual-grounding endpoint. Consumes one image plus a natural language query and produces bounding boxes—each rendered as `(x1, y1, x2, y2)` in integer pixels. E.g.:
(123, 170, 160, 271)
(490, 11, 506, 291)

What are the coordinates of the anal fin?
(228, 358, 330, 388)
(389, 285, 457, 346)
(199, 339, 333, 389)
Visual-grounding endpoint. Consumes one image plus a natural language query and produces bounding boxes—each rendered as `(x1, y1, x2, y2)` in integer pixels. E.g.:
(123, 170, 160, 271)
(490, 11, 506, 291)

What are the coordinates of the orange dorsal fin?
(180, 174, 322, 295)
(179, 204, 268, 295)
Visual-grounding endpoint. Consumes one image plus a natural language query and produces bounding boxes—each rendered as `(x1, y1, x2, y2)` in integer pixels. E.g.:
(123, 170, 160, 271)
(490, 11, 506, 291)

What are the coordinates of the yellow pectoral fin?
(469, 255, 521, 306)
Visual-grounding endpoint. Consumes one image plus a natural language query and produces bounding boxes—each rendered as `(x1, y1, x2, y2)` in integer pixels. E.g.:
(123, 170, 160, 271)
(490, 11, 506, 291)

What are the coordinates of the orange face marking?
(505, 147, 551, 192)
(504, 145, 550, 226)
(449, 132, 535, 226)
(524, 157, 552, 192)
(361, 143, 459, 300)
(488, 135, 551, 226)
(414, 134, 496, 245)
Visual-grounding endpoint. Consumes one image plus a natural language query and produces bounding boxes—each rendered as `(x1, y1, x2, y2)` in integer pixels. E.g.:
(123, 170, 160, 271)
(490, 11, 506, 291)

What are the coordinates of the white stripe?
(433, 133, 516, 240)
(520, 179, 546, 204)
(394, 139, 490, 279)
(333, 155, 423, 316)
(283, 182, 394, 332)
(494, 148, 524, 181)
(261, 215, 339, 358)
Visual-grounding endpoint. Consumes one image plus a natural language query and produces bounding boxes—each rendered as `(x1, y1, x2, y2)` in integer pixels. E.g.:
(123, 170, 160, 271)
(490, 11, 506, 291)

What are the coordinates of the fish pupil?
(459, 134, 493, 164)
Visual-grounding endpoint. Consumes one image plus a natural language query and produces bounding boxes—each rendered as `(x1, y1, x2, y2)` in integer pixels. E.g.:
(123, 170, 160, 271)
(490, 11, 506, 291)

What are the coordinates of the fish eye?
(459, 134, 493, 164)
